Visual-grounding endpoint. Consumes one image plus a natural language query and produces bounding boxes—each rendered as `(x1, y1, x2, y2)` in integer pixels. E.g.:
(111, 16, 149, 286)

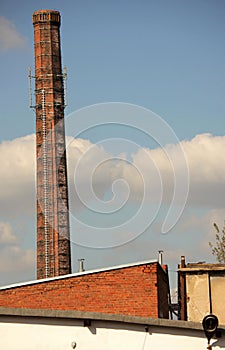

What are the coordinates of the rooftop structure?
(178, 256, 225, 324)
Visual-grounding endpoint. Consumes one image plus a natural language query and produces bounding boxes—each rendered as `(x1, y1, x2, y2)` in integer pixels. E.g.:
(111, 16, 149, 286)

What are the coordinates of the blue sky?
(1, 0, 225, 141)
(1, 0, 225, 288)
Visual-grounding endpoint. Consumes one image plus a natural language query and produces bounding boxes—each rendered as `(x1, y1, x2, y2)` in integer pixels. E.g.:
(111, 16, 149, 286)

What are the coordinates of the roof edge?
(0, 307, 216, 331)
(179, 266, 225, 272)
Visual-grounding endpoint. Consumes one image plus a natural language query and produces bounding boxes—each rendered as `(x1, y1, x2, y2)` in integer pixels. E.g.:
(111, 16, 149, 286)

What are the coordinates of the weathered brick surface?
(0, 263, 169, 318)
(33, 10, 71, 279)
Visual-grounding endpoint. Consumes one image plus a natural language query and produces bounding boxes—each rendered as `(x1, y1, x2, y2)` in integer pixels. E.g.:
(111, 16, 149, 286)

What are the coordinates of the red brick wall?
(0, 263, 169, 318)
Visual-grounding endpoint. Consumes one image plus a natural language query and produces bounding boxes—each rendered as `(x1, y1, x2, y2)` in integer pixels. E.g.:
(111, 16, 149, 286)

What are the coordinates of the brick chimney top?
(32, 10, 60, 25)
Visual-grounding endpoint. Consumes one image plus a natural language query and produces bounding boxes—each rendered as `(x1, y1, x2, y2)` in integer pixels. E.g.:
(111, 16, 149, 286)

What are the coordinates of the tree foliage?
(209, 223, 225, 263)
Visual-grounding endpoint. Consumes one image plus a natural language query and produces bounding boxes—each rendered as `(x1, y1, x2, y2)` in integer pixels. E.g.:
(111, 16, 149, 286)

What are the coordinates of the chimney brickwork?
(33, 10, 71, 279)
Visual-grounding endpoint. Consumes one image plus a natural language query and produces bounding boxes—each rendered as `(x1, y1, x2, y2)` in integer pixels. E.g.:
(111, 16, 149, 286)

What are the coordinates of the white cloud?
(0, 134, 35, 217)
(0, 17, 26, 52)
(182, 134, 225, 182)
(0, 222, 17, 244)
(68, 133, 225, 210)
(67, 137, 120, 211)
(0, 221, 35, 280)
(127, 133, 225, 207)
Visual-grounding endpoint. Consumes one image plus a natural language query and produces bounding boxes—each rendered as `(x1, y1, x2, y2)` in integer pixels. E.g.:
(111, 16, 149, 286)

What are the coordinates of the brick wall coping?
(0, 259, 159, 291)
(179, 266, 225, 272)
(0, 307, 219, 331)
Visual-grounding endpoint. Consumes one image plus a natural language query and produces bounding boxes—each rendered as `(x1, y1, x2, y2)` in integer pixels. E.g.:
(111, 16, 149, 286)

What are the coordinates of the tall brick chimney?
(33, 10, 71, 279)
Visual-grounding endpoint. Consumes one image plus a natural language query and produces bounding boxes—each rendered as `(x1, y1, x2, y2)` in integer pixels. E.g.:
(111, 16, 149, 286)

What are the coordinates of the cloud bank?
(0, 133, 225, 217)
(67, 133, 225, 209)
